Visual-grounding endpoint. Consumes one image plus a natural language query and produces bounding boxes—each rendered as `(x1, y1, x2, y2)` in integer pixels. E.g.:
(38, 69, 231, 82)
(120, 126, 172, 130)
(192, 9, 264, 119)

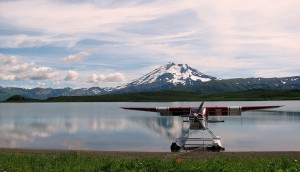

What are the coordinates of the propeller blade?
(197, 101, 204, 114)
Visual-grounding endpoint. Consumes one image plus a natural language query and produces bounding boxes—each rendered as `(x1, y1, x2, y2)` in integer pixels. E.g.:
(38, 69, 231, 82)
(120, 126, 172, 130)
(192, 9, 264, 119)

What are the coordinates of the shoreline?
(1, 148, 300, 160)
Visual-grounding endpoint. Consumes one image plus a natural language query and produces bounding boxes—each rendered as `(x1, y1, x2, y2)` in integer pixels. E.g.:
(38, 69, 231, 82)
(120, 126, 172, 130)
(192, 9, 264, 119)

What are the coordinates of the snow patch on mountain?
(91, 88, 101, 94)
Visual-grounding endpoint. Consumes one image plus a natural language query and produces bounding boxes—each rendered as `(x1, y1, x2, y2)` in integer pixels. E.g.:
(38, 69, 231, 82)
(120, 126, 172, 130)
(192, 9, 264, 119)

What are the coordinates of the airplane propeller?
(197, 101, 204, 114)
(187, 101, 206, 129)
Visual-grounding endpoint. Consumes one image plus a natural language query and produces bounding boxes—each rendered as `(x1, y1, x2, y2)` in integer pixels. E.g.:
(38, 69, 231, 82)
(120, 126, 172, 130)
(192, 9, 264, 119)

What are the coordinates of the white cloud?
(0, 73, 16, 81)
(0, 34, 48, 48)
(62, 51, 89, 63)
(64, 70, 79, 81)
(0, 54, 18, 65)
(35, 82, 46, 88)
(0, 54, 59, 81)
(0, 0, 193, 34)
(88, 73, 126, 84)
(0, 54, 127, 88)
(29, 67, 59, 80)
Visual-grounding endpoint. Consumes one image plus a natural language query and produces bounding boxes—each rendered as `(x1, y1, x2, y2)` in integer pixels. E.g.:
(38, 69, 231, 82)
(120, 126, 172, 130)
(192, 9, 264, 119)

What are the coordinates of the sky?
(0, 0, 300, 89)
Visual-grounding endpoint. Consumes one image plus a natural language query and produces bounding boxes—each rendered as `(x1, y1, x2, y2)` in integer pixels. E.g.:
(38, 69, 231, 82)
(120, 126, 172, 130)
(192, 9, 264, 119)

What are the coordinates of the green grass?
(0, 152, 299, 171)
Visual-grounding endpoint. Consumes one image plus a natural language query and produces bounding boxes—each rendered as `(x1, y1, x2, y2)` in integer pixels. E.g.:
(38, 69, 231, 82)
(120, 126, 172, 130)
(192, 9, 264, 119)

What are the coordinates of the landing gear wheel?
(170, 142, 181, 152)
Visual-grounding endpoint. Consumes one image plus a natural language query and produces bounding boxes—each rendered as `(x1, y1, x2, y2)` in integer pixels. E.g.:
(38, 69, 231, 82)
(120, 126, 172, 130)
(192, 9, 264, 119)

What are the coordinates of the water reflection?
(130, 116, 183, 139)
(0, 104, 183, 151)
(211, 110, 300, 125)
(0, 117, 184, 149)
(0, 101, 300, 151)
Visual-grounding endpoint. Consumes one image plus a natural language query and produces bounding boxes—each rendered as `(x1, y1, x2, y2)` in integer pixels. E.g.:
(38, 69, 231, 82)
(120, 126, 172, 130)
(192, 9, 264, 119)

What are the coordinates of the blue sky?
(0, 0, 299, 88)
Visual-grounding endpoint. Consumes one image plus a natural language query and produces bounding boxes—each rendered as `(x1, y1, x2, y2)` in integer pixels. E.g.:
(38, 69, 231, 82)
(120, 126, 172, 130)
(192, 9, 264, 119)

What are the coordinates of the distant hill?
(12, 89, 299, 102)
(0, 87, 112, 101)
(5, 95, 40, 102)
(173, 77, 300, 94)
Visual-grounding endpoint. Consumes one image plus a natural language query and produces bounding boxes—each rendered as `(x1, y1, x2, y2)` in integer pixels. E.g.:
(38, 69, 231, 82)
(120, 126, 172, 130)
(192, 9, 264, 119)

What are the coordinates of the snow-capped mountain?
(131, 62, 216, 85)
(115, 62, 217, 93)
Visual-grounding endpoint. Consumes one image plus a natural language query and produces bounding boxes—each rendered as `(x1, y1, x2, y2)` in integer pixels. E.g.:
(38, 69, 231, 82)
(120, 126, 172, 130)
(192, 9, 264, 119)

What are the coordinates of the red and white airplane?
(122, 102, 282, 152)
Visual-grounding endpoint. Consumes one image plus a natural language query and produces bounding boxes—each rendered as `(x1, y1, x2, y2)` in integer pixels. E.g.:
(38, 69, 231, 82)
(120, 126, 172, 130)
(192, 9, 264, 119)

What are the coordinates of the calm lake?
(0, 101, 299, 152)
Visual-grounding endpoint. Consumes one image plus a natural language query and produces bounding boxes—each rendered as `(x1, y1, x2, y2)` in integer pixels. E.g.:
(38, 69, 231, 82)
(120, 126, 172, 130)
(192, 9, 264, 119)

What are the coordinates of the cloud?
(64, 70, 79, 81)
(88, 73, 126, 84)
(0, 0, 189, 34)
(0, 73, 16, 81)
(62, 51, 89, 63)
(0, 54, 59, 81)
(0, 34, 49, 48)
(0, 53, 127, 88)
(29, 67, 59, 80)
(0, 54, 18, 65)
(35, 82, 46, 88)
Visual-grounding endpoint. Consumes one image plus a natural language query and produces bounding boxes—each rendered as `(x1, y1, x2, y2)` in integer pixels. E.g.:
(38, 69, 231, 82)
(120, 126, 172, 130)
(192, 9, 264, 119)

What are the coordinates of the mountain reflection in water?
(0, 101, 299, 152)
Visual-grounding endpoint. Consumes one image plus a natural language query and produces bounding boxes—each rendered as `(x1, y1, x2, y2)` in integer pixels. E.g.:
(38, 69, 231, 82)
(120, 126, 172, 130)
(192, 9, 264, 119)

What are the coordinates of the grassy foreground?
(0, 151, 299, 171)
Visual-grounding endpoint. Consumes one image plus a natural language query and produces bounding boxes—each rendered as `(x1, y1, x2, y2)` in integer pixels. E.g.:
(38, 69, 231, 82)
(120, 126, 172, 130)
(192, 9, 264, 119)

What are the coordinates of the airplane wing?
(121, 105, 282, 116)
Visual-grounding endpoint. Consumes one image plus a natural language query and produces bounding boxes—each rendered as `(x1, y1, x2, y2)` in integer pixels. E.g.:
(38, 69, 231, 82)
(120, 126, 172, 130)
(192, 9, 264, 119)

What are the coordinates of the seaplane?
(121, 102, 282, 152)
